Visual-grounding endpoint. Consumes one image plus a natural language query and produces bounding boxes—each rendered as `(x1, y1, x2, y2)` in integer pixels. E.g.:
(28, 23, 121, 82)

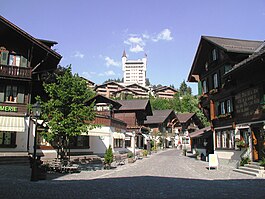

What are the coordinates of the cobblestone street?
(1, 149, 264, 199)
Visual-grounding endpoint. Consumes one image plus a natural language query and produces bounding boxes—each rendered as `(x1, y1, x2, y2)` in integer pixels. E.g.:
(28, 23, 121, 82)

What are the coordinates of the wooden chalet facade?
(188, 35, 265, 162)
(175, 113, 204, 150)
(0, 16, 61, 155)
(144, 109, 179, 148)
(114, 99, 153, 149)
(94, 81, 124, 98)
(152, 86, 177, 99)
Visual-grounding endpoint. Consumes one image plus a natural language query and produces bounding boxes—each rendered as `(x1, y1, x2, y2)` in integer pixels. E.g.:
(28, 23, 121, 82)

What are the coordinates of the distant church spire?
(122, 50, 127, 58)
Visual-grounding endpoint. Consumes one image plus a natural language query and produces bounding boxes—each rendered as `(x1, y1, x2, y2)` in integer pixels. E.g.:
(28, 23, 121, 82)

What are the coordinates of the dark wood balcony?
(93, 114, 127, 130)
(0, 64, 31, 79)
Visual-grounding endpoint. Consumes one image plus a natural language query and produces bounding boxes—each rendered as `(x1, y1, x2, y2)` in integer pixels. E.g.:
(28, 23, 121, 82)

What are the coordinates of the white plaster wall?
(89, 135, 111, 155)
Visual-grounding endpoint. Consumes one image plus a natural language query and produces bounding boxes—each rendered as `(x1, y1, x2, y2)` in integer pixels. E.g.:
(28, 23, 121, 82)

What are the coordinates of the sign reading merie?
(0, 105, 18, 112)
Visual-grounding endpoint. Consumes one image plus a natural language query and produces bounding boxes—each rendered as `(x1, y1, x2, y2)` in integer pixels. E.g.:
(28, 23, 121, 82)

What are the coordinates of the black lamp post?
(30, 102, 41, 181)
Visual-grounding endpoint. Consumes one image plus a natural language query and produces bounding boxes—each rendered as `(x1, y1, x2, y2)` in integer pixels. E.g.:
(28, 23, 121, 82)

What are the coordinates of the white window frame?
(213, 73, 218, 88)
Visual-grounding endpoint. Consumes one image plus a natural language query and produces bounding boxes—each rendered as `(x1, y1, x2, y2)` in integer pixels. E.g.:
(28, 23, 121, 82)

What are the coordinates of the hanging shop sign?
(0, 105, 18, 112)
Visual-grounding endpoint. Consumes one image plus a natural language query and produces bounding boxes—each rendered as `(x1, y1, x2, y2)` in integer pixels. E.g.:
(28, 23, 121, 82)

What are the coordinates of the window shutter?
(198, 81, 202, 95)
(17, 86, 25, 103)
(210, 100, 215, 120)
(0, 85, 4, 102)
(1, 51, 9, 65)
(20, 56, 28, 67)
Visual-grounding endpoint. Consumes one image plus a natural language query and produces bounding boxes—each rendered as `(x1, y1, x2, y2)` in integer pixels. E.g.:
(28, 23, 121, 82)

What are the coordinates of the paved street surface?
(1, 149, 264, 199)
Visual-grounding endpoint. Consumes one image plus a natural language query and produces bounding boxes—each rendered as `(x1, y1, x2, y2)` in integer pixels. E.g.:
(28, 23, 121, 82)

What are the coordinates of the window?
(220, 102, 226, 115)
(212, 49, 217, 61)
(224, 65, 232, 73)
(69, 136, 89, 148)
(213, 73, 218, 88)
(125, 138, 131, 147)
(0, 132, 16, 147)
(114, 139, 123, 148)
(216, 130, 235, 149)
(227, 99, 233, 113)
(202, 80, 208, 93)
(5, 85, 17, 102)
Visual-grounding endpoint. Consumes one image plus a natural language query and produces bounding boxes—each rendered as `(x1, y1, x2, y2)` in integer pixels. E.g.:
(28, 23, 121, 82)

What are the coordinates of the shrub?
(142, 150, 148, 157)
(127, 152, 134, 158)
(259, 157, 265, 167)
(104, 145, 113, 168)
(240, 156, 250, 166)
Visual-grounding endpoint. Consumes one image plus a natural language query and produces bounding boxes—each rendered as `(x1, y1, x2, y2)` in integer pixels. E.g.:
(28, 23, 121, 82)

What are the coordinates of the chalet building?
(0, 16, 61, 157)
(175, 113, 204, 150)
(94, 81, 125, 98)
(144, 109, 179, 148)
(81, 77, 96, 90)
(84, 95, 128, 156)
(152, 86, 178, 99)
(95, 81, 149, 99)
(188, 35, 265, 162)
(114, 99, 153, 151)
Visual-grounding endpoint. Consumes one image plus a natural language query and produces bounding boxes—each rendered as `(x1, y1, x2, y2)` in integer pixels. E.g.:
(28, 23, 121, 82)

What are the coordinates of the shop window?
(0, 132, 16, 147)
(125, 138, 131, 147)
(69, 136, 89, 148)
(114, 139, 123, 148)
(216, 130, 235, 149)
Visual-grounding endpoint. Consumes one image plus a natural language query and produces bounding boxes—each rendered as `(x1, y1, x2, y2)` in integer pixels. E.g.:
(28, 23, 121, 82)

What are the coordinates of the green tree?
(179, 80, 192, 96)
(37, 66, 97, 159)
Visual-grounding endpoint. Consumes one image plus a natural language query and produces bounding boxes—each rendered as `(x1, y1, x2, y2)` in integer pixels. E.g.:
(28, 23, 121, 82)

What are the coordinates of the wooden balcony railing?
(0, 64, 32, 79)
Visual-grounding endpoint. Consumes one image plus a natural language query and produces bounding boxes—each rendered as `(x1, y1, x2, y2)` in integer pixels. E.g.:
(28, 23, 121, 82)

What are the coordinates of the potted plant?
(142, 150, 148, 157)
(104, 145, 113, 169)
(127, 152, 135, 163)
(183, 148, 187, 156)
(236, 139, 245, 151)
(195, 149, 200, 160)
(240, 156, 250, 166)
(259, 157, 265, 167)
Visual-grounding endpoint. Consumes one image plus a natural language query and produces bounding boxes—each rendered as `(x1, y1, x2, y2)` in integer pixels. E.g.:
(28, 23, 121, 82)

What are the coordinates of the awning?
(0, 116, 25, 132)
(113, 132, 125, 139)
(189, 127, 212, 138)
(82, 127, 111, 137)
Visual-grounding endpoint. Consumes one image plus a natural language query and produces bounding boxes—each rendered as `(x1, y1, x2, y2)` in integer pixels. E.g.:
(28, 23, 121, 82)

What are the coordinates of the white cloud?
(73, 51, 85, 58)
(105, 56, 120, 67)
(98, 70, 116, 77)
(130, 44, 144, 53)
(152, 29, 173, 42)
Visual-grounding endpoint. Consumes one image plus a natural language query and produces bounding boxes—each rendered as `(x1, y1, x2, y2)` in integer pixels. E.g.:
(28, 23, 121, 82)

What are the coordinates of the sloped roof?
(95, 81, 125, 89)
(176, 113, 195, 123)
(144, 110, 176, 124)
(115, 99, 153, 115)
(203, 36, 263, 54)
(225, 42, 265, 76)
(189, 126, 212, 138)
(85, 94, 121, 109)
(126, 83, 149, 91)
(0, 15, 61, 59)
(153, 86, 177, 92)
(188, 36, 263, 82)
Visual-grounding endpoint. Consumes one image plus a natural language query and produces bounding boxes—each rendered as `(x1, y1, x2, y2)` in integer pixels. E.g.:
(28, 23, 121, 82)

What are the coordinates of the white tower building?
(122, 50, 147, 87)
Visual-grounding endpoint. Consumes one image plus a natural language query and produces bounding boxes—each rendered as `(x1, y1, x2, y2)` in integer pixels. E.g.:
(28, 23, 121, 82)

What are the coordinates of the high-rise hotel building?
(122, 50, 147, 87)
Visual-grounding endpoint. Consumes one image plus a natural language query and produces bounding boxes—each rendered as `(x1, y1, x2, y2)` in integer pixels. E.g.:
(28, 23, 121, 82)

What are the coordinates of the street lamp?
(31, 102, 41, 181)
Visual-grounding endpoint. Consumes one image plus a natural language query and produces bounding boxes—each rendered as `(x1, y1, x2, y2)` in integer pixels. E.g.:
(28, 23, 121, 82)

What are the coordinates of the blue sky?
(1, 0, 265, 94)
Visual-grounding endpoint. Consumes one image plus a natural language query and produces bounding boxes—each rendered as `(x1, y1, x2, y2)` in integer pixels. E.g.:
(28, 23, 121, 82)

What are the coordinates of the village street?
(1, 149, 264, 199)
